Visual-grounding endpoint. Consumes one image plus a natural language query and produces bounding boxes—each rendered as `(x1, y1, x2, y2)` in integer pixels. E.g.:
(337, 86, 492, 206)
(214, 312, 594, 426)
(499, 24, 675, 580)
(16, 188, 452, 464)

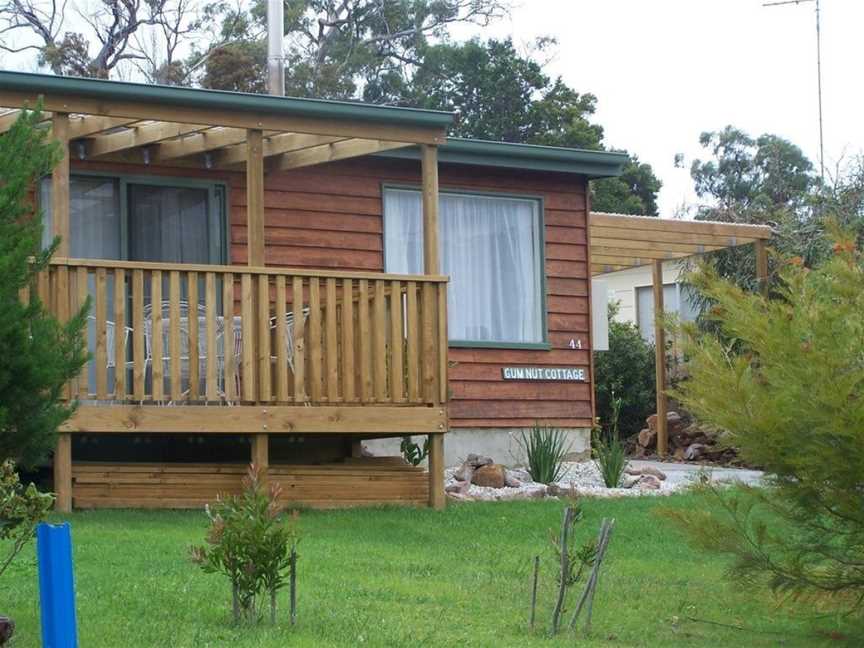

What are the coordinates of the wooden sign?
(501, 366, 586, 382)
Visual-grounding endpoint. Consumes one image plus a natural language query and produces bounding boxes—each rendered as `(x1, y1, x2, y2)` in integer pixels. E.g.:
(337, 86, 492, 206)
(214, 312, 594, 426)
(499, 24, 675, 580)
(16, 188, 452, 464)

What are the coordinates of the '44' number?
(568, 338, 582, 350)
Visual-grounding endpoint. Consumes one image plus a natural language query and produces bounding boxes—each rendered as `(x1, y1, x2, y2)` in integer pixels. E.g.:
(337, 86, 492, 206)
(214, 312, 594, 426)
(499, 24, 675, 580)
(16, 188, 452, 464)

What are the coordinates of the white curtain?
(41, 176, 121, 258)
(384, 188, 543, 344)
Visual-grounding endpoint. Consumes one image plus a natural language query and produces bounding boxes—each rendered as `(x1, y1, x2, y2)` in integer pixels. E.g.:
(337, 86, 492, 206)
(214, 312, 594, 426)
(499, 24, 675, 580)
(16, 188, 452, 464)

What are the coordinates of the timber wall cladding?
(72, 157, 592, 429)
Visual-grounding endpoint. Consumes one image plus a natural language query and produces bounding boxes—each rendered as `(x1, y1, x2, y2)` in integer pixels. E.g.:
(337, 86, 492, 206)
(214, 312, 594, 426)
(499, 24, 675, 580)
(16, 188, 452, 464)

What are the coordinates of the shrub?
(400, 436, 429, 466)
(593, 394, 629, 488)
(0, 460, 54, 580)
(660, 230, 864, 613)
(0, 107, 88, 467)
(518, 424, 570, 484)
(190, 465, 298, 624)
(593, 303, 656, 440)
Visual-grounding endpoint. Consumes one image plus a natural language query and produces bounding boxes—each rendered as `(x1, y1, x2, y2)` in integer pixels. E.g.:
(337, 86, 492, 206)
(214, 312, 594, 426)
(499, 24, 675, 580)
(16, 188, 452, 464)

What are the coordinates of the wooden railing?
(39, 259, 448, 407)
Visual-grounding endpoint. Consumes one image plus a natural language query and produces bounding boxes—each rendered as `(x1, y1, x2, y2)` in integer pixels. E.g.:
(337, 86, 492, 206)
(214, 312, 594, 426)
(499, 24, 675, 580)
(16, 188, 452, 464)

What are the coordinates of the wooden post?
(246, 129, 265, 268)
(251, 433, 269, 483)
(755, 239, 769, 298)
(652, 260, 668, 457)
(421, 144, 440, 274)
(428, 433, 445, 510)
(54, 433, 72, 512)
(51, 113, 70, 256)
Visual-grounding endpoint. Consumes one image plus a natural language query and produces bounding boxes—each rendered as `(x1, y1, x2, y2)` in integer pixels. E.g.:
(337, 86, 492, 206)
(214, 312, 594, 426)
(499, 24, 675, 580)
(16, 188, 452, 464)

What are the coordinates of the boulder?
(636, 474, 662, 490)
(684, 443, 707, 461)
(453, 461, 474, 482)
(471, 464, 506, 488)
(637, 428, 656, 448)
(625, 465, 667, 481)
(621, 474, 641, 489)
(503, 470, 523, 488)
(465, 453, 494, 468)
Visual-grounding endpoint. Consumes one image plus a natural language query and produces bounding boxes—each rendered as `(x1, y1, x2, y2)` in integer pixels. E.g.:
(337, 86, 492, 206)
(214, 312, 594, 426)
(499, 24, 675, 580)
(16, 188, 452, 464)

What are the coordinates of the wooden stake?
(529, 555, 540, 630)
(550, 506, 576, 634)
(289, 545, 297, 626)
(652, 260, 668, 457)
(755, 239, 769, 298)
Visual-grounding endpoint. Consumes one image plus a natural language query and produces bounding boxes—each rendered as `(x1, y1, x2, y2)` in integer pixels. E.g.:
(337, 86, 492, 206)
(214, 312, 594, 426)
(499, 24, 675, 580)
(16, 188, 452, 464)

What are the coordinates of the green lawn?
(2, 494, 856, 647)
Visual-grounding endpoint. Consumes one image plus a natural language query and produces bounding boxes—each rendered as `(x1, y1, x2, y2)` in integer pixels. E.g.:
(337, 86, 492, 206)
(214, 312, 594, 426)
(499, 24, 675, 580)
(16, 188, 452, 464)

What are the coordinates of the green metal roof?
(377, 137, 628, 178)
(0, 70, 456, 129)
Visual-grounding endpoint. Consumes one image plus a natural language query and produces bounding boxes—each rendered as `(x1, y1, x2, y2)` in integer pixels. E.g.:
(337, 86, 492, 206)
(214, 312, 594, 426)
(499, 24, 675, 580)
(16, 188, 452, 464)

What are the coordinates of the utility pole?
(764, 0, 824, 184)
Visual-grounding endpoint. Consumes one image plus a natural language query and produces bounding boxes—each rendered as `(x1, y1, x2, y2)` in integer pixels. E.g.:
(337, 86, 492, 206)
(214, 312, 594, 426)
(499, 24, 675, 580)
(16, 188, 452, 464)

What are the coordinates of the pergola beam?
(273, 139, 410, 171)
(591, 213, 772, 239)
(152, 127, 249, 162)
(214, 133, 345, 167)
(68, 116, 137, 139)
(590, 236, 726, 256)
(85, 121, 209, 156)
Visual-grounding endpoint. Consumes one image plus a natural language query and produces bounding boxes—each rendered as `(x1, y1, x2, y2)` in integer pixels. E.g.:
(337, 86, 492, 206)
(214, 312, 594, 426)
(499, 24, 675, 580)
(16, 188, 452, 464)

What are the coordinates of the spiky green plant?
(518, 424, 571, 484)
(593, 393, 629, 488)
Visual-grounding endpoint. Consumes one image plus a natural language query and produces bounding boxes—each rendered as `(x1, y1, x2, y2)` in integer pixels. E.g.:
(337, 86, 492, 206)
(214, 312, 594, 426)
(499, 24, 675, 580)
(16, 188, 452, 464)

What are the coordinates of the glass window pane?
(383, 188, 543, 344)
(128, 184, 210, 264)
(41, 176, 121, 259)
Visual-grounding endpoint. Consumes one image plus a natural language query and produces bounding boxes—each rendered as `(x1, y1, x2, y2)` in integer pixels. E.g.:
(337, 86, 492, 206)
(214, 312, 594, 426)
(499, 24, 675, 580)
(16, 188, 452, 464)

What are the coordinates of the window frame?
(41, 170, 230, 265)
(381, 182, 549, 350)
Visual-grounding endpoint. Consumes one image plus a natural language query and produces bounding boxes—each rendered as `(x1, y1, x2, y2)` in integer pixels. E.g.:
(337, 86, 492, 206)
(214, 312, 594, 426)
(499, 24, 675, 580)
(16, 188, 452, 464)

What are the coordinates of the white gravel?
(445, 460, 765, 502)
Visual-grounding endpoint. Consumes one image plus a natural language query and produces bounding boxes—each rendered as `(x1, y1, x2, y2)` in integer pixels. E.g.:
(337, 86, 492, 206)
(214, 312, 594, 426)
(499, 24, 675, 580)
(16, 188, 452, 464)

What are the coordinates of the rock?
(673, 447, 686, 461)
(453, 461, 474, 482)
(446, 491, 473, 502)
(636, 474, 662, 490)
(465, 453, 494, 468)
(626, 465, 666, 481)
(445, 481, 471, 495)
(508, 468, 532, 482)
(546, 483, 561, 497)
(471, 464, 506, 488)
(684, 443, 707, 461)
(638, 428, 656, 448)
(503, 470, 523, 488)
(621, 475, 641, 489)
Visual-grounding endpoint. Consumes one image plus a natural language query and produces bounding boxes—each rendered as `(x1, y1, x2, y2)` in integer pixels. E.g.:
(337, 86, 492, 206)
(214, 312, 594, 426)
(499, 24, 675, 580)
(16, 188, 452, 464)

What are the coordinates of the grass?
(2, 494, 858, 647)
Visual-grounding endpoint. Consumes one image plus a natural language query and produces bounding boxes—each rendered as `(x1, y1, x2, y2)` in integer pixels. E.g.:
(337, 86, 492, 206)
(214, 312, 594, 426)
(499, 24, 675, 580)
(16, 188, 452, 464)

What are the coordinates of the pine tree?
(0, 108, 88, 468)
(662, 231, 864, 611)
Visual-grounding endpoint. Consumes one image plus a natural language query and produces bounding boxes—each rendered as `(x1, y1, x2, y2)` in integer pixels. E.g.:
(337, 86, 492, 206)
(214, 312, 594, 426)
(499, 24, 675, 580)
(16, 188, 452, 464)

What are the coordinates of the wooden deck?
(72, 459, 430, 509)
(38, 258, 449, 510)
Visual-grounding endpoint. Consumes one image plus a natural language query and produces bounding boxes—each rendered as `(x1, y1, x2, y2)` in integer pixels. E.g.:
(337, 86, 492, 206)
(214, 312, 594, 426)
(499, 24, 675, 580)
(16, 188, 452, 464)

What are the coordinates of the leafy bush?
(593, 394, 629, 488)
(0, 460, 54, 579)
(593, 303, 656, 440)
(0, 107, 88, 467)
(400, 436, 429, 466)
(190, 465, 298, 624)
(661, 231, 864, 613)
(518, 424, 571, 484)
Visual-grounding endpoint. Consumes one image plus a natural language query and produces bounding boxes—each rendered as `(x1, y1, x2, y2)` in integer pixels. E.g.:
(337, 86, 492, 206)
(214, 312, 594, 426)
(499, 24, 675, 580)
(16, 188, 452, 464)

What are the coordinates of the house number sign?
(501, 366, 586, 382)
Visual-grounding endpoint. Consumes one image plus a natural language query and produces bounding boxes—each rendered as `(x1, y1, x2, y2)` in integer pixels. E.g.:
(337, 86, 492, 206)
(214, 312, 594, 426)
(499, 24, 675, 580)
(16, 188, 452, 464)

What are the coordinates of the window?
(383, 187, 544, 345)
(635, 282, 700, 343)
(40, 174, 226, 263)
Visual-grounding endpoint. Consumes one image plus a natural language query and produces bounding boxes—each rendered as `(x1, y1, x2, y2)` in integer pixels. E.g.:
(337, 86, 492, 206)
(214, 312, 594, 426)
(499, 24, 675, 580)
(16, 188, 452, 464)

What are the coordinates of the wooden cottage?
(0, 71, 770, 510)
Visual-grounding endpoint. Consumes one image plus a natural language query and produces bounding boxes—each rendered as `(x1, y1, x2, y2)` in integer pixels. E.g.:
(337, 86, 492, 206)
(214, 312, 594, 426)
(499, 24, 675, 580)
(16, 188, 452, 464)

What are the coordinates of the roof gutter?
(0, 70, 456, 129)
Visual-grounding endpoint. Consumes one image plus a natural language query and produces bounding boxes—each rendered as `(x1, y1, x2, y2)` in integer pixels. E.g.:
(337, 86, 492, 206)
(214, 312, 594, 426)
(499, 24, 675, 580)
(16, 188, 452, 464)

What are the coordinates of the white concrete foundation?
(363, 427, 591, 468)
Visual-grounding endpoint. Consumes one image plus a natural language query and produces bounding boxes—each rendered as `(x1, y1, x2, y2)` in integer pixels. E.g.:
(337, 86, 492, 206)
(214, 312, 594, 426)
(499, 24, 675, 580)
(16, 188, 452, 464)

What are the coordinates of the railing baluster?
(205, 272, 218, 401)
(257, 274, 272, 402)
(223, 272, 236, 402)
(169, 271, 182, 401)
(275, 275, 288, 402)
(241, 273, 255, 401)
(187, 271, 199, 400)
(341, 278, 355, 402)
(308, 277, 322, 402)
(94, 268, 108, 400)
(151, 271, 164, 401)
(132, 270, 145, 401)
(421, 282, 437, 404)
(374, 279, 387, 402)
(358, 279, 372, 402)
(438, 282, 448, 404)
(76, 267, 89, 399)
(325, 277, 339, 402)
(53, 266, 71, 399)
(113, 268, 126, 399)
(292, 276, 306, 402)
(406, 281, 420, 403)
(390, 280, 404, 403)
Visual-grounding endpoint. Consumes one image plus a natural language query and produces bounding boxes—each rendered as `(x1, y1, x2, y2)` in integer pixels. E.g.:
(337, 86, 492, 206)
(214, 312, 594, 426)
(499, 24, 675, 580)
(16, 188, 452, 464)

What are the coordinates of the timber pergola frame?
(0, 71, 454, 511)
(589, 211, 773, 456)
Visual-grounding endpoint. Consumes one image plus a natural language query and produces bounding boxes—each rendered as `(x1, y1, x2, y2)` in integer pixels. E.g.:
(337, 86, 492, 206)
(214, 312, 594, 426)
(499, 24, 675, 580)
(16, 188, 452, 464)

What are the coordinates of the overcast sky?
(461, 0, 864, 217)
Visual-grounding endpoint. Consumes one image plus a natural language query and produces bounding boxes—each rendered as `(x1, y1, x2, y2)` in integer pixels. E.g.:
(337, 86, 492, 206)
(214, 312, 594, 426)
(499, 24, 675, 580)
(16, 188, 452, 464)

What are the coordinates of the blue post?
(36, 523, 78, 648)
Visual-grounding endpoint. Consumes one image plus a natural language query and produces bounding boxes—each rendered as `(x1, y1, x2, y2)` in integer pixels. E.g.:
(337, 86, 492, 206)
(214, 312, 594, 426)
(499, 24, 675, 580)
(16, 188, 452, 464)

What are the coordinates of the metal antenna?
(763, 0, 825, 184)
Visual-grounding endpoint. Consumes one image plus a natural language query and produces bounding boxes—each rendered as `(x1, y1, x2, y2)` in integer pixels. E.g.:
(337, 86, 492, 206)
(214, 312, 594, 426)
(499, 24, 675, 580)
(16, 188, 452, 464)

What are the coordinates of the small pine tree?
(0, 108, 88, 467)
(661, 231, 864, 611)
